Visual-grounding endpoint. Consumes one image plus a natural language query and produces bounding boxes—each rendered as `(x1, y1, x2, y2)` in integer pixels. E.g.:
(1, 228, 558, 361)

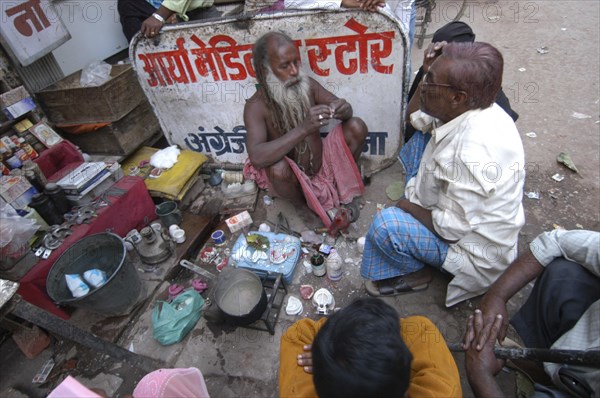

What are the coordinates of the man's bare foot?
(297, 204, 324, 230)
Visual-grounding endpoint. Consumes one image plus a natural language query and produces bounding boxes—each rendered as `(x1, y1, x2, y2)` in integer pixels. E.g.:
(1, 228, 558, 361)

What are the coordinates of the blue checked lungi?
(360, 131, 447, 281)
(398, 130, 431, 184)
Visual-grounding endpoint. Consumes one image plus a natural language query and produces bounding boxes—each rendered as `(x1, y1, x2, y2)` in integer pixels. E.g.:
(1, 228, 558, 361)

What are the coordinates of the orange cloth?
(279, 316, 462, 398)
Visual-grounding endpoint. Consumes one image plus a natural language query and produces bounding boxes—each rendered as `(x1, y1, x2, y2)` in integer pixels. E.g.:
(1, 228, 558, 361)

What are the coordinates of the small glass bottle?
(310, 253, 326, 277)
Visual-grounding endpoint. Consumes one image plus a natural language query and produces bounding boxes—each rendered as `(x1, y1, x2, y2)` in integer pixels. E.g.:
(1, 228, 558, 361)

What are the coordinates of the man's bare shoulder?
(244, 90, 270, 136)
(245, 89, 267, 108)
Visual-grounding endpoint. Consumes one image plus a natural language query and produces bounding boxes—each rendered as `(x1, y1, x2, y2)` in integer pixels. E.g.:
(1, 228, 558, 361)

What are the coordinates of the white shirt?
(406, 104, 525, 306)
(530, 229, 600, 395)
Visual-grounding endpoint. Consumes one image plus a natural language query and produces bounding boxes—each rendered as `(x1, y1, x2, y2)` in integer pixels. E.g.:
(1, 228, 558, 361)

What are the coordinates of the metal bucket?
(46, 233, 142, 316)
(214, 268, 267, 325)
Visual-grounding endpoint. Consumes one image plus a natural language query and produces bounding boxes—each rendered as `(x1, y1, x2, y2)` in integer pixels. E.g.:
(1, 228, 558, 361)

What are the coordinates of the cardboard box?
(65, 163, 124, 206)
(0, 176, 39, 209)
(0, 86, 29, 108)
(0, 86, 35, 120)
(225, 210, 253, 233)
(37, 65, 146, 125)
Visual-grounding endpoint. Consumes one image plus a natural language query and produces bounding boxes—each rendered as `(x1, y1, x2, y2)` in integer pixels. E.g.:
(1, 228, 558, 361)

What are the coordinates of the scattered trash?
(286, 296, 303, 316)
(571, 112, 591, 119)
(326, 249, 343, 281)
(258, 223, 271, 232)
(561, 27, 567, 31)
(128, 343, 135, 353)
(557, 152, 579, 173)
(344, 258, 354, 265)
(300, 284, 315, 300)
(313, 288, 335, 315)
(551, 173, 565, 182)
(525, 131, 537, 138)
(376, 203, 386, 212)
(192, 279, 208, 293)
(303, 260, 313, 274)
(536, 46, 549, 54)
(83, 269, 107, 288)
(301, 230, 323, 245)
(310, 253, 326, 276)
(168, 284, 184, 301)
(518, 67, 526, 72)
(208, 171, 223, 186)
(385, 181, 405, 201)
(32, 358, 55, 384)
(525, 191, 540, 200)
(263, 195, 273, 206)
(356, 236, 366, 253)
(149, 167, 163, 178)
(327, 208, 351, 237)
(553, 223, 565, 230)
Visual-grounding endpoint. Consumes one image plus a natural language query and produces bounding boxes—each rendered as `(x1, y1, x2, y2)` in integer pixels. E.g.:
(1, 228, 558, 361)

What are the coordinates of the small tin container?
(211, 229, 226, 245)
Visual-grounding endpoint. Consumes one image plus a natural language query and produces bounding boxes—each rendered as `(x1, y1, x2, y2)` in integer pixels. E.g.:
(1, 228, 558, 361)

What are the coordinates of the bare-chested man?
(243, 31, 368, 226)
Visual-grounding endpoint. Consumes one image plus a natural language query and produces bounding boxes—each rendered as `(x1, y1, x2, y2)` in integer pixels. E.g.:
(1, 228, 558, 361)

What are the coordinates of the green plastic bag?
(152, 289, 204, 346)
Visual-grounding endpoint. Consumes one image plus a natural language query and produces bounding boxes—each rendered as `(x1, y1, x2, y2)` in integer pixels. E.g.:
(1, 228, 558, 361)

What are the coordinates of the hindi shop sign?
(0, 0, 70, 66)
(131, 10, 408, 175)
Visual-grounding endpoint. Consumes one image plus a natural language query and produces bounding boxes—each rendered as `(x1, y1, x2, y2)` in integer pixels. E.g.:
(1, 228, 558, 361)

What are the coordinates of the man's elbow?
(248, 154, 269, 170)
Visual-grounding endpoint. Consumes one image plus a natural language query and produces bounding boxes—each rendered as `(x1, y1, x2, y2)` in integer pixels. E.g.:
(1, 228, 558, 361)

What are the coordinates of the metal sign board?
(131, 9, 408, 175)
(0, 0, 70, 66)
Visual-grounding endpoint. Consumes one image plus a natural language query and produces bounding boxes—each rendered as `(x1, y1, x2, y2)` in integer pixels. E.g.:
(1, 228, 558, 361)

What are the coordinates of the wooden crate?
(37, 65, 145, 125)
(61, 102, 162, 156)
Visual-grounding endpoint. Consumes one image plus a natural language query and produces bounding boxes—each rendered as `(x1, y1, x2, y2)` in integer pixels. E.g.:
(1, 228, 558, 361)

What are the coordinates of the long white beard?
(265, 67, 312, 133)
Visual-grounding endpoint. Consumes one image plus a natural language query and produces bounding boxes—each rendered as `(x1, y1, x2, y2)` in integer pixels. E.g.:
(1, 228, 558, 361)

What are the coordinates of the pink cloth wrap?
(133, 367, 210, 398)
(48, 376, 103, 398)
(244, 124, 364, 227)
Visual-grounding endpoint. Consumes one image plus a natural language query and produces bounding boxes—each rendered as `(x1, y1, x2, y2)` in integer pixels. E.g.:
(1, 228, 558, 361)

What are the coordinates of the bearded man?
(243, 31, 368, 226)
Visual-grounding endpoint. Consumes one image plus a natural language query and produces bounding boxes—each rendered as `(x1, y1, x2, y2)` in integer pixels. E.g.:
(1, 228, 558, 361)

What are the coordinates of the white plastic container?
(326, 249, 343, 281)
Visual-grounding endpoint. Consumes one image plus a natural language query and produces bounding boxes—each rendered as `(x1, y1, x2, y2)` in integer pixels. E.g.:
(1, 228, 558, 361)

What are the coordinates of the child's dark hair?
(312, 298, 412, 398)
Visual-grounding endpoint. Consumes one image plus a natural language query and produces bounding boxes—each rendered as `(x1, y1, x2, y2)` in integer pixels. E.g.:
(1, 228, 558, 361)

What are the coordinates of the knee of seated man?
(543, 257, 586, 281)
(344, 117, 368, 139)
(266, 159, 295, 183)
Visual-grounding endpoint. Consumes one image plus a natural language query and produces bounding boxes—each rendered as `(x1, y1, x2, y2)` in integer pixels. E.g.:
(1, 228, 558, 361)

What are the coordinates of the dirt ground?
(0, 1, 598, 397)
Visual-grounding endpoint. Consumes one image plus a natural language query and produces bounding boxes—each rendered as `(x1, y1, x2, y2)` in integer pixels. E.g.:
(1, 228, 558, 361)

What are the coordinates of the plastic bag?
(150, 145, 181, 169)
(152, 289, 204, 346)
(0, 203, 39, 270)
(80, 61, 112, 87)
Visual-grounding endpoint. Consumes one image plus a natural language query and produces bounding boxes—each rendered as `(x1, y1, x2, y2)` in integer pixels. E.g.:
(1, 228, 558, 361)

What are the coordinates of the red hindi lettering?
(5, 0, 50, 37)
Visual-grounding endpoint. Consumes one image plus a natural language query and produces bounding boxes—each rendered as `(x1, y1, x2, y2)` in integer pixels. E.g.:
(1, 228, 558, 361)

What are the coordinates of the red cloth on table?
(244, 124, 364, 227)
(17, 176, 156, 319)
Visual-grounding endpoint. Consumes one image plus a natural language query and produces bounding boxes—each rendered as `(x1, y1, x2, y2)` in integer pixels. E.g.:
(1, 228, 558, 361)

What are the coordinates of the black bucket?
(46, 233, 142, 316)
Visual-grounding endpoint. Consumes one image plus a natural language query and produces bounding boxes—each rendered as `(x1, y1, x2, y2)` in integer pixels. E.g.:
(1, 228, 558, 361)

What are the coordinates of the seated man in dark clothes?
(117, 0, 220, 42)
(404, 21, 519, 142)
(463, 229, 600, 397)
